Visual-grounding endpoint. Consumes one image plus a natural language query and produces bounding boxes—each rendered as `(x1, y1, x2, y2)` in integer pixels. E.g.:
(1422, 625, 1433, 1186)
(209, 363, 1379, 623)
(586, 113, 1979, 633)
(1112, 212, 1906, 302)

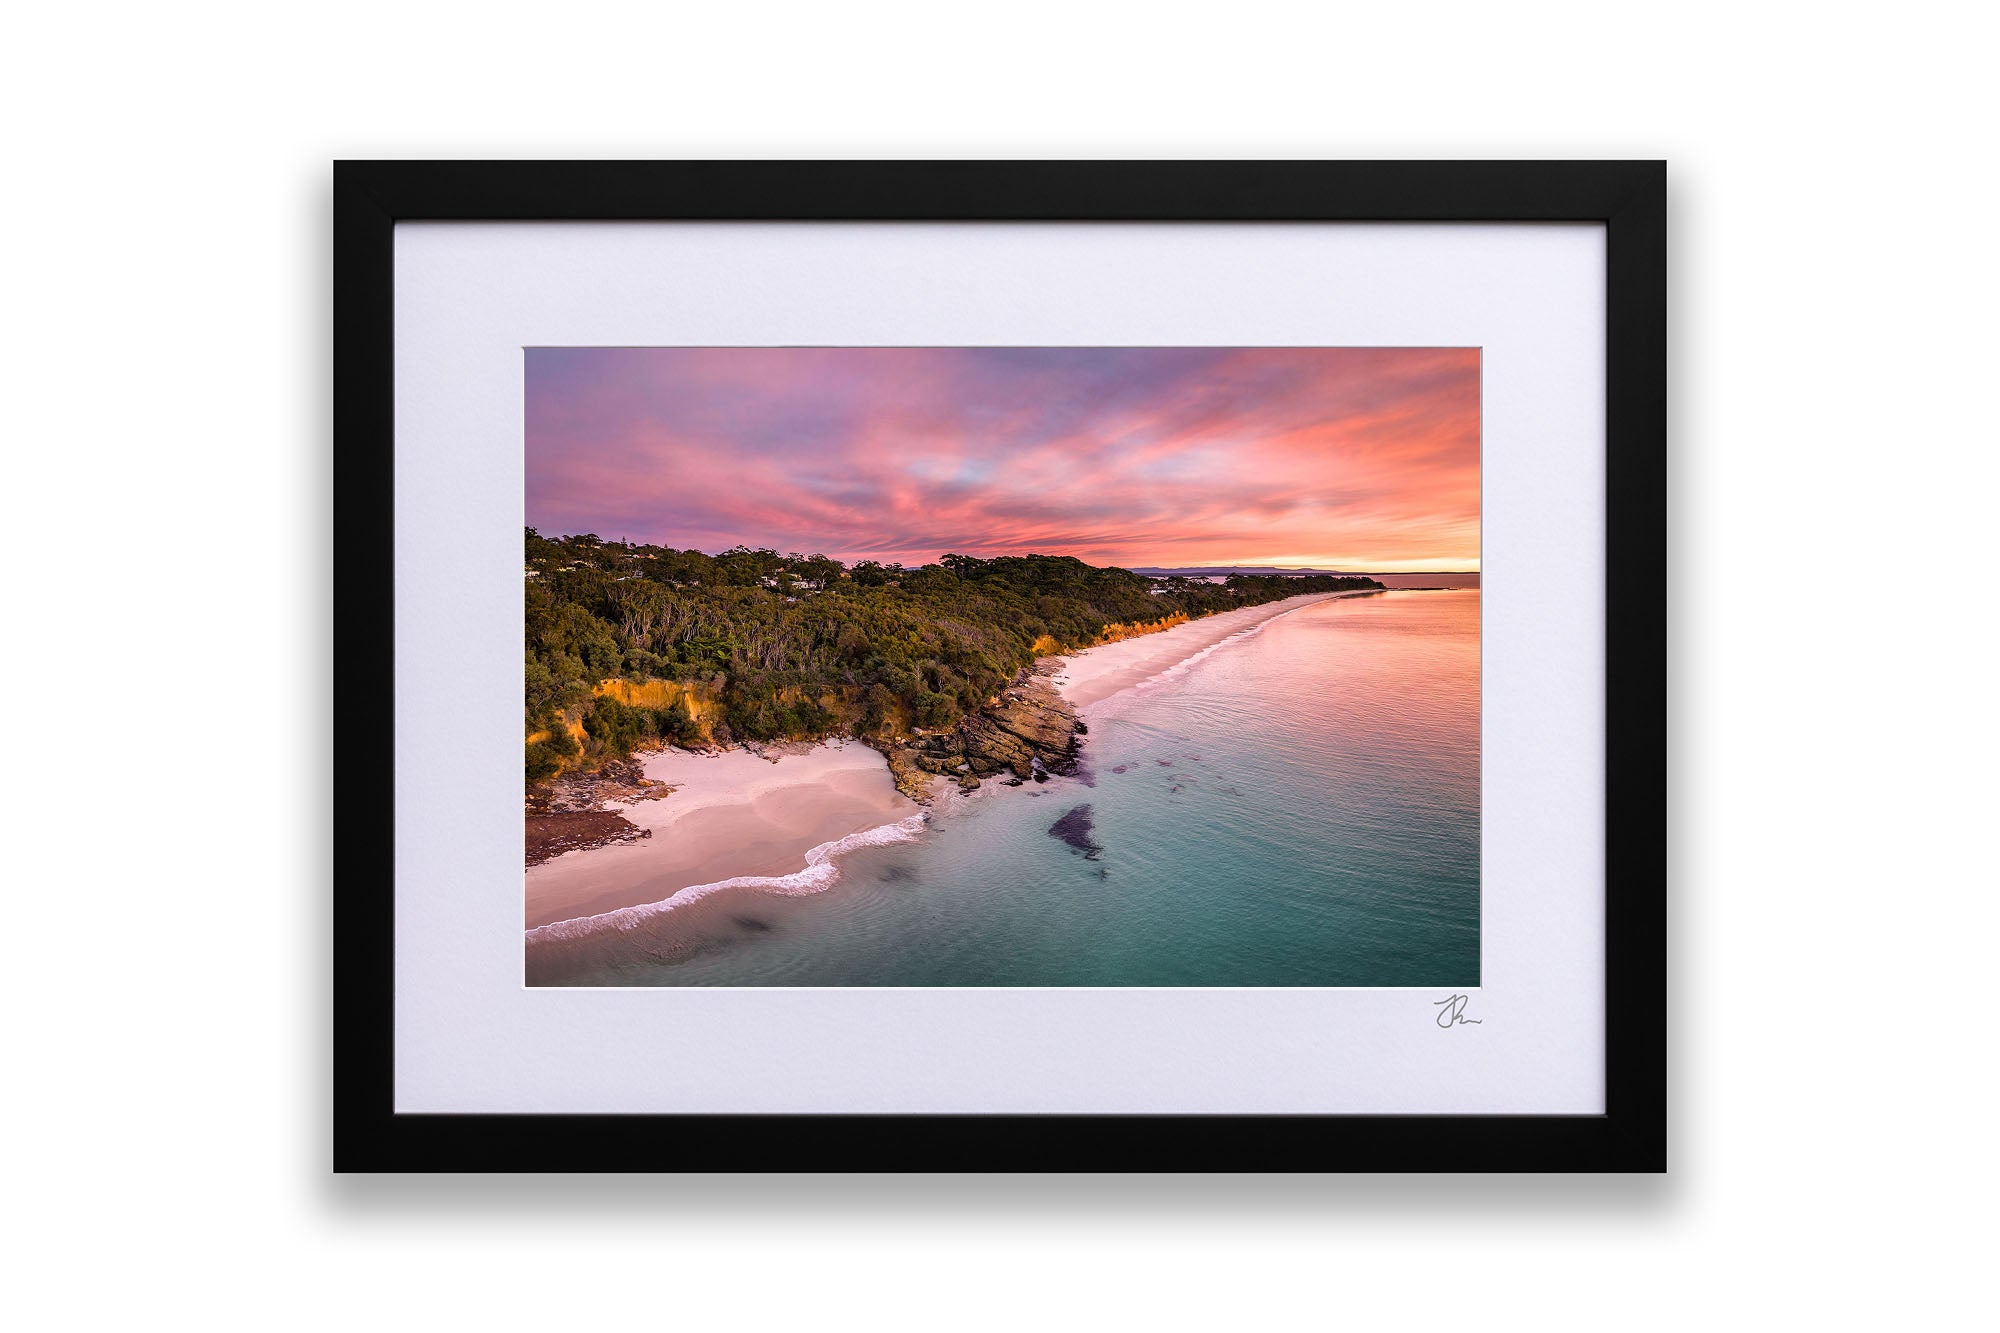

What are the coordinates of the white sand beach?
(524, 740, 919, 931)
(1051, 591, 1377, 709)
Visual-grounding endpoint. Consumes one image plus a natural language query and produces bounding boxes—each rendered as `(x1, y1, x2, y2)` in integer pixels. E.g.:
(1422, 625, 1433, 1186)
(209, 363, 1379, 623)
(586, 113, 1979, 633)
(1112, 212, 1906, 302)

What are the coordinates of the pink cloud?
(526, 347, 1480, 572)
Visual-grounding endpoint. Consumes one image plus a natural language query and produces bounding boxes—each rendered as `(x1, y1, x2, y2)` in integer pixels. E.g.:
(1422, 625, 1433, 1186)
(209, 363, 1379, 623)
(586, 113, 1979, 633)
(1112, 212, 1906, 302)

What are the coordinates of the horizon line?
(532, 533, 1476, 574)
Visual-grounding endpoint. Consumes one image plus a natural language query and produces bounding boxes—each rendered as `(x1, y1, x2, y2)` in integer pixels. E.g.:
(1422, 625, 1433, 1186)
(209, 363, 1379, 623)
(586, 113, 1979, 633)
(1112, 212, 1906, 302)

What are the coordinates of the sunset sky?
(525, 347, 1479, 572)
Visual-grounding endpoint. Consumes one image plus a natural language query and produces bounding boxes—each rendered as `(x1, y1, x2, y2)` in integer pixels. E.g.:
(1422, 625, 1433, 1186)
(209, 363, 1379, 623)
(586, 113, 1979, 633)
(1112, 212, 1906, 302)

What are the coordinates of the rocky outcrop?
(869, 656, 1084, 801)
(897, 658, 1083, 794)
(878, 742, 941, 804)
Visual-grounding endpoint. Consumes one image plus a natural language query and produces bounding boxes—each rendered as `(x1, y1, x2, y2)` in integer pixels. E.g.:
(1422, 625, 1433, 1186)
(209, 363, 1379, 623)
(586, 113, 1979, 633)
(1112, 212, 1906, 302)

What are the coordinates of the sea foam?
(525, 812, 929, 943)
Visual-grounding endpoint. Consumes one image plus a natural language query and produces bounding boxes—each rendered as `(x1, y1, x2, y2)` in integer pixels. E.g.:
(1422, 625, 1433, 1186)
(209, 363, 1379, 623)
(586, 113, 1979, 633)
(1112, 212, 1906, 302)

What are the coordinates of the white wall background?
(4, 3, 1993, 1330)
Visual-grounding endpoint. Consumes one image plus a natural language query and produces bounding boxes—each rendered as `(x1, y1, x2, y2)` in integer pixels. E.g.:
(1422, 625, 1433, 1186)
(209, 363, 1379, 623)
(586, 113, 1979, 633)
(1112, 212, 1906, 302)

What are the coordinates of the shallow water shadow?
(1048, 804, 1103, 860)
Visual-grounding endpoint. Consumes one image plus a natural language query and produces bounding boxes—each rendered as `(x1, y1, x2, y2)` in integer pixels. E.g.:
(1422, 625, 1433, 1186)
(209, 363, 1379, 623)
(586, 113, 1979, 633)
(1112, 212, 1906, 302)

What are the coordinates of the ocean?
(543, 585, 1480, 987)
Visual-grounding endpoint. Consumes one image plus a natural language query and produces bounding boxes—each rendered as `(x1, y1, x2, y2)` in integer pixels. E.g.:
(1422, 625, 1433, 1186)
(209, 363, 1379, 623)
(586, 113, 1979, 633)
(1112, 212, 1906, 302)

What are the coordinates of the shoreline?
(523, 590, 1384, 953)
(524, 740, 920, 932)
(1052, 590, 1376, 710)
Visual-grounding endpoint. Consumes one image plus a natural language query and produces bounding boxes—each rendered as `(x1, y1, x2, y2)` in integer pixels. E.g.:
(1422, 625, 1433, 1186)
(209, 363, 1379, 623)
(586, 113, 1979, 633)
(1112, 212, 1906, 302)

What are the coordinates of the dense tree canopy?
(524, 529, 1381, 782)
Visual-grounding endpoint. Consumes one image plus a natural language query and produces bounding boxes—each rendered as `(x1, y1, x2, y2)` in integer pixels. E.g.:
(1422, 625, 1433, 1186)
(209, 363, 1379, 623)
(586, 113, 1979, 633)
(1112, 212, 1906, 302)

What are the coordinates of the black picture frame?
(335, 160, 1665, 1173)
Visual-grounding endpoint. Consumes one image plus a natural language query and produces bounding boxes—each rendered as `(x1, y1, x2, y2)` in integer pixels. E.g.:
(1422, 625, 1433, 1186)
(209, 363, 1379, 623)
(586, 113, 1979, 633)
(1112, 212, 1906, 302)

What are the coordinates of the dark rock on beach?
(523, 756, 679, 867)
(525, 810, 650, 866)
(527, 756, 676, 817)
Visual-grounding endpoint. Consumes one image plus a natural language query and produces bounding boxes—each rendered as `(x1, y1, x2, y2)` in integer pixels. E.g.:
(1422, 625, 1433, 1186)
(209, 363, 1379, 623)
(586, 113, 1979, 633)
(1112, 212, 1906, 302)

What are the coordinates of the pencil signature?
(1433, 994, 1482, 1028)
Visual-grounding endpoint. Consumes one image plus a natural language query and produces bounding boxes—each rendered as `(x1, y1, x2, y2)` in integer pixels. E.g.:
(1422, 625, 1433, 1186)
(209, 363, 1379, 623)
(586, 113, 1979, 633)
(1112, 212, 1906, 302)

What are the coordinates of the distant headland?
(1130, 565, 1481, 578)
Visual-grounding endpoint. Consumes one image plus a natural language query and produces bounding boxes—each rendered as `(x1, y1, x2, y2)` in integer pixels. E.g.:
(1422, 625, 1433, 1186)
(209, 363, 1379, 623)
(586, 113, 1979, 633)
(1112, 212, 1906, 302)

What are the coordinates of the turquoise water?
(551, 588, 1479, 986)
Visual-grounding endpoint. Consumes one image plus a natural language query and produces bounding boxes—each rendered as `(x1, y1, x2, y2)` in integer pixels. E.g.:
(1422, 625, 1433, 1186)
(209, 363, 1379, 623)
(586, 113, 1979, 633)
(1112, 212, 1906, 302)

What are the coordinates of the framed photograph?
(337, 161, 1665, 1170)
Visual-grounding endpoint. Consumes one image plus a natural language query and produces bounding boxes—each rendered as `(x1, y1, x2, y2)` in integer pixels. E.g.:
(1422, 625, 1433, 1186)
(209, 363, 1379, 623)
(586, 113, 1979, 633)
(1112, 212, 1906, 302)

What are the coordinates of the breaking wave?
(525, 812, 930, 944)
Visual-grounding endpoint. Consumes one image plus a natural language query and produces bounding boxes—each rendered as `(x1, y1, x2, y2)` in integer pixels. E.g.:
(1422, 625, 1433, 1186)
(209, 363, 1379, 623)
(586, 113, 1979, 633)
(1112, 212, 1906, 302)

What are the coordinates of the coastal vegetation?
(524, 529, 1381, 784)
